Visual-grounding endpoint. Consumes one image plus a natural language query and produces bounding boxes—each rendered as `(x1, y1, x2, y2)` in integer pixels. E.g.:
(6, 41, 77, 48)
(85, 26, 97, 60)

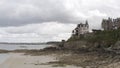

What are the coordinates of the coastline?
(0, 48, 120, 68)
(0, 44, 120, 68)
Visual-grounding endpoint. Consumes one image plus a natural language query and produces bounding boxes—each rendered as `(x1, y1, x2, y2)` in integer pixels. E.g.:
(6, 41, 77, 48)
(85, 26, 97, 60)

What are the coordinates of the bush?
(67, 29, 120, 48)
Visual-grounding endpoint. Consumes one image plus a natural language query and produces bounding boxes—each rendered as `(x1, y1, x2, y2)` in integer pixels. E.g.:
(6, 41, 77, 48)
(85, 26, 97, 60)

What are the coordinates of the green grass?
(67, 29, 120, 48)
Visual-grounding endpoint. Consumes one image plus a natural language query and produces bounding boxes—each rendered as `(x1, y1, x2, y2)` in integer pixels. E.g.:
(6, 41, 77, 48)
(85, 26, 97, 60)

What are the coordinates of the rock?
(112, 41, 120, 50)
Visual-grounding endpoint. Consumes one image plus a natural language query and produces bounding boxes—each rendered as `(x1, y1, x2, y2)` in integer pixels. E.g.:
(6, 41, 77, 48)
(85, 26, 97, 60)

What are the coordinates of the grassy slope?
(67, 29, 120, 48)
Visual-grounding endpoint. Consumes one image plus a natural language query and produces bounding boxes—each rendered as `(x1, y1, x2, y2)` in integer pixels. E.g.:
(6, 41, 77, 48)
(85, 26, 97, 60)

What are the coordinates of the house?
(72, 20, 89, 37)
(102, 17, 120, 30)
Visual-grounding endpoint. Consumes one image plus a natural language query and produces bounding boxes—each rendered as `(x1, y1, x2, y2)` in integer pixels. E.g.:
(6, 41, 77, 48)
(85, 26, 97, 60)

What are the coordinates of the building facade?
(102, 18, 120, 30)
(72, 21, 89, 36)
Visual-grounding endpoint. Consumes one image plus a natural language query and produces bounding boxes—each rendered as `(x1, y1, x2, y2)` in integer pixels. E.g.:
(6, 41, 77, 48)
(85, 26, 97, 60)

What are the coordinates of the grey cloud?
(0, 0, 120, 42)
(0, 0, 120, 28)
(0, 0, 78, 26)
(1, 0, 117, 27)
(0, 22, 75, 42)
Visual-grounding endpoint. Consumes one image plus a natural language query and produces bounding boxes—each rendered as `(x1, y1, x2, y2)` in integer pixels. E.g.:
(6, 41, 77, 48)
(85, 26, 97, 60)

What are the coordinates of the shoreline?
(0, 47, 120, 68)
(0, 53, 82, 68)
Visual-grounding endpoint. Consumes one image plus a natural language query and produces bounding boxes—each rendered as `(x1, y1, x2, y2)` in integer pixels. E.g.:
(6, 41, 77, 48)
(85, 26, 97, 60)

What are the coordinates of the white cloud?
(88, 10, 107, 17)
(0, 22, 75, 42)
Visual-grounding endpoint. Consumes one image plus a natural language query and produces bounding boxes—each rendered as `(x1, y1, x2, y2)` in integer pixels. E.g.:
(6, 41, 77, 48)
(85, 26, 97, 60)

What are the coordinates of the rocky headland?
(1, 18, 120, 68)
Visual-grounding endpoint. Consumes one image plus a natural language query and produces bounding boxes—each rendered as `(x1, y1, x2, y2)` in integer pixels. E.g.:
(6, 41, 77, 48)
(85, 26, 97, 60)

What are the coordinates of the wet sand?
(0, 53, 82, 68)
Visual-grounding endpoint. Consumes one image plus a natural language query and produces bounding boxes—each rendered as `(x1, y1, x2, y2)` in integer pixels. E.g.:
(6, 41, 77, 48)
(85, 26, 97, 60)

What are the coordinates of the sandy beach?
(0, 53, 82, 68)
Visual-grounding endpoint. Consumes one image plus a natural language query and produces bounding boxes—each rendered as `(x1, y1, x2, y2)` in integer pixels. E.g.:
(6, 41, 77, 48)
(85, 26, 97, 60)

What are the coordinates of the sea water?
(0, 44, 52, 64)
(0, 44, 51, 50)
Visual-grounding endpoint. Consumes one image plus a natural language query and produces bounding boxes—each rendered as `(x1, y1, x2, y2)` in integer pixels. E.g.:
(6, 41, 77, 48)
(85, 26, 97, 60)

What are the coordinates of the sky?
(0, 0, 120, 42)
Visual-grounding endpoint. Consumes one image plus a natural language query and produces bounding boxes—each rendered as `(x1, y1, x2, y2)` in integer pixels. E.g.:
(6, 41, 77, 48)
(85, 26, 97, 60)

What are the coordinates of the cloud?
(0, 0, 75, 26)
(0, 0, 119, 27)
(0, 22, 75, 42)
(0, 0, 120, 42)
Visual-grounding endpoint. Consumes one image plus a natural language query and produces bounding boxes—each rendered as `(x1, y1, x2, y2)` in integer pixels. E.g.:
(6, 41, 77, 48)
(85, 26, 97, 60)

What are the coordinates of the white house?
(72, 21, 89, 36)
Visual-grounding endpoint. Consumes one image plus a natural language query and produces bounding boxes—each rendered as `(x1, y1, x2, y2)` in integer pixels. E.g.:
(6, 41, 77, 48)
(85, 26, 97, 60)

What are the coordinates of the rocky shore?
(0, 46, 120, 68)
(1, 28, 120, 68)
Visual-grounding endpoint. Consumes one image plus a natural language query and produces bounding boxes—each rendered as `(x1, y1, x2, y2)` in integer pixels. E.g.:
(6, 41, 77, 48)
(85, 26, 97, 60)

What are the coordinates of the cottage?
(72, 20, 89, 37)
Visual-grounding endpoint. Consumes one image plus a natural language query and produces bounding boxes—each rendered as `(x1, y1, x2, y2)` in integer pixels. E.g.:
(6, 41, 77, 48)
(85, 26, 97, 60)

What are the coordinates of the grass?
(67, 29, 120, 48)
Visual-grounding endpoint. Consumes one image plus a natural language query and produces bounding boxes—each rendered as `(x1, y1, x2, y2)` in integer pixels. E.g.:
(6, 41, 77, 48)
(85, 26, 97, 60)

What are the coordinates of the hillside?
(65, 29, 120, 52)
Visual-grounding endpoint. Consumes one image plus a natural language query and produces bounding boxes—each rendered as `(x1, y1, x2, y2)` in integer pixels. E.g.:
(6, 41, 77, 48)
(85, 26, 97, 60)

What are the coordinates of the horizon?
(0, 41, 61, 43)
